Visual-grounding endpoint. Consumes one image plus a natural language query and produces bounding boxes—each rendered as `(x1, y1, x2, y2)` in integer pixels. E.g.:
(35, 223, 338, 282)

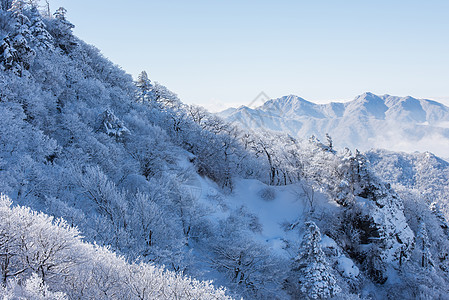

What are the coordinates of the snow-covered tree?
(429, 201, 449, 234)
(2, 273, 67, 299)
(209, 210, 283, 298)
(0, 0, 13, 11)
(0, 1, 36, 75)
(97, 109, 130, 140)
(187, 105, 209, 128)
(76, 166, 129, 232)
(10, 32, 35, 73)
(416, 220, 433, 269)
(30, 5, 54, 50)
(325, 133, 333, 152)
(135, 70, 157, 103)
(9, 0, 31, 33)
(50, 7, 76, 53)
(0, 195, 232, 299)
(0, 36, 18, 71)
(290, 221, 340, 299)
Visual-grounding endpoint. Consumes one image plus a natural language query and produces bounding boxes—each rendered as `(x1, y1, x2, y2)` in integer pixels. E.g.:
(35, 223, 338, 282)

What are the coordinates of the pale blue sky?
(48, 0, 449, 110)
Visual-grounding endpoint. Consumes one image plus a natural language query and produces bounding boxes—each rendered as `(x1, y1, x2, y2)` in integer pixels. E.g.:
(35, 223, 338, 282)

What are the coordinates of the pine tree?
(53, 6, 68, 21)
(30, 5, 54, 50)
(0, 33, 35, 76)
(417, 220, 433, 269)
(9, 0, 32, 39)
(0, 0, 36, 75)
(292, 221, 340, 299)
(97, 109, 130, 140)
(0, 36, 18, 71)
(135, 70, 156, 102)
(11, 32, 35, 70)
(0, 0, 12, 11)
(325, 133, 334, 152)
(429, 202, 449, 234)
(51, 7, 76, 53)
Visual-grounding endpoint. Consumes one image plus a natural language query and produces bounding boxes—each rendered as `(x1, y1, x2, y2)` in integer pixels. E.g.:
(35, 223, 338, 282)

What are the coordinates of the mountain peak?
(263, 95, 312, 107)
(347, 92, 388, 119)
(261, 95, 325, 118)
(355, 92, 383, 102)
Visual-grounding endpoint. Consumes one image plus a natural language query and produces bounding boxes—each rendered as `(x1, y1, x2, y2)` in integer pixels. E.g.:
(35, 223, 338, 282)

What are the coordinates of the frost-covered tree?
(187, 105, 209, 128)
(2, 273, 67, 299)
(209, 209, 283, 298)
(152, 82, 182, 108)
(325, 133, 333, 151)
(135, 73, 181, 108)
(50, 7, 76, 53)
(96, 109, 130, 140)
(416, 220, 433, 269)
(10, 33, 35, 74)
(76, 166, 129, 232)
(123, 123, 176, 179)
(290, 221, 340, 299)
(0, 195, 81, 285)
(0, 1, 36, 75)
(429, 201, 449, 235)
(0, 36, 18, 71)
(0, 195, 232, 299)
(135, 70, 157, 103)
(30, 5, 54, 50)
(0, 0, 13, 10)
(9, 0, 30, 32)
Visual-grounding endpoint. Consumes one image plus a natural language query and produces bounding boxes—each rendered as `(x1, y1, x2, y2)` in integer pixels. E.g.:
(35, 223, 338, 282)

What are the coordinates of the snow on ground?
(337, 256, 360, 279)
(193, 171, 338, 256)
(226, 179, 303, 241)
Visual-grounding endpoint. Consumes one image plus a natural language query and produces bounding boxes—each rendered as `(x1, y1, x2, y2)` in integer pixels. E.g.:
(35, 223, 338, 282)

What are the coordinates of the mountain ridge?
(218, 92, 449, 157)
(221, 92, 449, 121)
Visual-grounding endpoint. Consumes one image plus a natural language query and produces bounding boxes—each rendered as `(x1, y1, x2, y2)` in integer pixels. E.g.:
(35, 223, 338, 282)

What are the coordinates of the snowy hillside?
(1, 2, 449, 299)
(218, 92, 449, 157)
(366, 149, 449, 218)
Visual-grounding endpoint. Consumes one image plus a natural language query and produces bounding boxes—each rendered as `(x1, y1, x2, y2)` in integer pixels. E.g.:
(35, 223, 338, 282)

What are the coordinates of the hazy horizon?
(207, 93, 449, 112)
(47, 0, 449, 111)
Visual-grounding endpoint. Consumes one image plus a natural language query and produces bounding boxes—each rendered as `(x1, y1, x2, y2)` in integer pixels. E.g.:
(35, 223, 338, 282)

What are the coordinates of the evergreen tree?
(9, 0, 32, 39)
(0, 0, 36, 75)
(51, 7, 76, 53)
(325, 133, 334, 152)
(30, 5, 54, 50)
(429, 202, 449, 234)
(0, 33, 35, 76)
(292, 221, 340, 299)
(417, 220, 433, 269)
(97, 109, 130, 140)
(135, 70, 156, 102)
(2, 0, 16, 10)
(0, 36, 18, 71)
(11, 32, 35, 72)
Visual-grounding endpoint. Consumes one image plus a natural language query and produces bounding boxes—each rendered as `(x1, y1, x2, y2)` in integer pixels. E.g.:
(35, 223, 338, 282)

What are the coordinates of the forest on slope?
(1, 2, 449, 299)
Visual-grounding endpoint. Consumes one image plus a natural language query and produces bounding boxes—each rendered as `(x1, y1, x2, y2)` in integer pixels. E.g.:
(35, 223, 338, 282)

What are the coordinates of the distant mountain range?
(218, 92, 449, 158)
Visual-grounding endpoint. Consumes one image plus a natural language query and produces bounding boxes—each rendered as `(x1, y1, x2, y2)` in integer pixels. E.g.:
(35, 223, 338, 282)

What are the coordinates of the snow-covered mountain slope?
(2, 3, 449, 299)
(190, 171, 415, 299)
(218, 92, 449, 157)
(366, 149, 449, 218)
